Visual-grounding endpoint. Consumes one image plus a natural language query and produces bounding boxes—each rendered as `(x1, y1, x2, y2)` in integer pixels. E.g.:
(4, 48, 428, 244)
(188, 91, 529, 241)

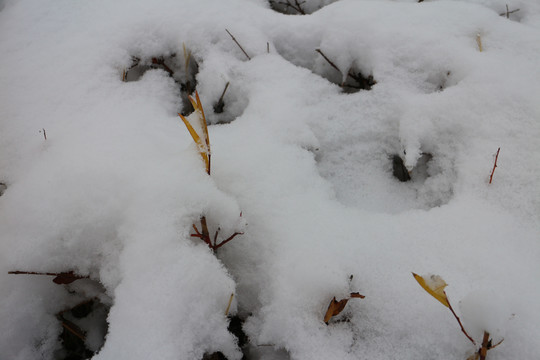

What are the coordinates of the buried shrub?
(178, 91, 244, 252)
(8, 271, 109, 360)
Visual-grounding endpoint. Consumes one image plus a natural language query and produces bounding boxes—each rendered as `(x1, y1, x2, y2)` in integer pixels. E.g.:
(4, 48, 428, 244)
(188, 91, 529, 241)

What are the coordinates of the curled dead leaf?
(324, 292, 365, 324)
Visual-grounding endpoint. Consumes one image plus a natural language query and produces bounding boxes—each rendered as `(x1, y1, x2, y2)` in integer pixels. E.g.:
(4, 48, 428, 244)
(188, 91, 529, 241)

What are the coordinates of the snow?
(1, 0, 539, 359)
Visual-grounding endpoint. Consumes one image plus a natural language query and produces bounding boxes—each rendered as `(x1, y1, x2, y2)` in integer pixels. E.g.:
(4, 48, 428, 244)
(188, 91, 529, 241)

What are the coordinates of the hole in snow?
(423, 70, 458, 93)
(122, 52, 199, 115)
(53, 278, 110, 360)
(391, 152, 433, 184)
(0, 182, 7, 196)
(269, 0, 338, 15)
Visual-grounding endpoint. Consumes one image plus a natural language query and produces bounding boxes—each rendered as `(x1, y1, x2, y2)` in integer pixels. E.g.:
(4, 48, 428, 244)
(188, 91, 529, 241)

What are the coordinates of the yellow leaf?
(412, 273, 450, 308)
(178, 110, 210, 173)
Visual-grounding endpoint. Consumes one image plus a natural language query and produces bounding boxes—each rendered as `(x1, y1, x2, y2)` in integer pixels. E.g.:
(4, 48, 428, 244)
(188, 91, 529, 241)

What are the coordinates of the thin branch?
(214, 82, 230, 114)
(499, 5, 520, 17)
(476, 34, 483, 52)
(315, 48, 341, 73)
(151, 57, 174, 76)
(447, 293, 476, 345)
(316, 49, 376, 90)
(225, 293, 234, 316)
(59, 318, 86, 341)
(8, 271, 88, 284)
(276, 0, 306, 14)
(225, 29, 251, 60)
(213, 227, 220, 248)
(215, 232, 244, 250)
(479, 331, 490, 360)
(489, 147, 500, 184)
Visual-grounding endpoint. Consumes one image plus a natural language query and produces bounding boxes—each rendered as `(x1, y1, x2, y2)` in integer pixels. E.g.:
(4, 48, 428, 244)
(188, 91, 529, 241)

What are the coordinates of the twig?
(225, 293, 234, 316)
(8, 271, 88, 284)
(191, 217, 243, 252)
(447, 294, 476, 345)
(315, 48, 341, 73)
(478, 331, 490, 360)
(476, 34, 483, 52)
(489, 147, 500, 184)
(40, 128, 47, 140)
(151, 57, 174, 76)
(215, 231, 244, 250)
(499, 5, 520, 17)
(316, 49, 376, 90)
(225, 29, 251, 60)
(59, 318, 86, 341)
(276, 0, 306, 14)
(267, 42, 270, 54)
(214, 82, 230, 114)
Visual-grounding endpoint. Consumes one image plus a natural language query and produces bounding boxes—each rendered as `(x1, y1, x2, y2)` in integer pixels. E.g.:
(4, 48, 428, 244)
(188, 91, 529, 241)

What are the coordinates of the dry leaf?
(52, 271, 87, 285)
(324, 292, 365, 324)
(412, 273, 450, 308)
(178, 91, 211, 174)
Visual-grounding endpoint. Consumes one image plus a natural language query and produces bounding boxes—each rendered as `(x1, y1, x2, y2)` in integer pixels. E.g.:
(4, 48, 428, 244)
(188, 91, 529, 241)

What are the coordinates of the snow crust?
(1, 0, 539, 359)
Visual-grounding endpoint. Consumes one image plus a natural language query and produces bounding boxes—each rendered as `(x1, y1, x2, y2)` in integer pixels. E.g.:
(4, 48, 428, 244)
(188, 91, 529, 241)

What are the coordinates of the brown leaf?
(52, 271, 87, 285)
(323, 292, 365, 324)
(324, 297, 348, 324)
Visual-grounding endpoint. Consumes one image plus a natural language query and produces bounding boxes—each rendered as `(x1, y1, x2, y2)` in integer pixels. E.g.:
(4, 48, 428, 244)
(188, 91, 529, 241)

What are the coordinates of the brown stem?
(447, 294, 476, 345)
(225, 29, 251, 60)
(276, 0, 306, 14)
(60, 319, 87, 341)
(478, 331, 490, 360)
(214, 82, 230, 114)
(315, 48, 341, 73)
(489, 147, 500, 184)
(499, 6, 519, 17)
(215, 232, 244, 250)
(8, 271, 88, 284)
(200, 216, 211, 243)
(151, 57, 174, 76)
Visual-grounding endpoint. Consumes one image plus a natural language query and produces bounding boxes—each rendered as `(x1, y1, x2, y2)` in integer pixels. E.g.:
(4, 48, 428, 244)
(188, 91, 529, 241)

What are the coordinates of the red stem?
(489, 148, 500, 184)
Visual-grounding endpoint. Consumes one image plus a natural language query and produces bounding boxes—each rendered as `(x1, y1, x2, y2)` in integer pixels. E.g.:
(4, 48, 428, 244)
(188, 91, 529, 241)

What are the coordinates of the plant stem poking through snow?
(413, 273, 505, 358)
(499, 5, 520, 18)
(315, 48, 376, 91)
(270, 0, 306, 15)
(476, 34, 483, 52)
(40, 128, 47, 140)
(413, 273, 476, 344)
(179, 92, 244, 252)
(489, 147, 500, 184)
(213, 82, 230, 114)
(225, 293, 234, 316)
(225, 29, 251, 60)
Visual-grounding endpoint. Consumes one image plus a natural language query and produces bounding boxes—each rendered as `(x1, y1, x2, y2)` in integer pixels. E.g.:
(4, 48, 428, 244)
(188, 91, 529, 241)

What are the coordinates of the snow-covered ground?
(1, 0, 539, 359)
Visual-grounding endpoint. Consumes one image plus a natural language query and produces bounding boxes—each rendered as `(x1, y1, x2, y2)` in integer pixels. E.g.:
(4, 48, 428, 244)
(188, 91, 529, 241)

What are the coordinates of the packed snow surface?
(1, 0, 539, 359)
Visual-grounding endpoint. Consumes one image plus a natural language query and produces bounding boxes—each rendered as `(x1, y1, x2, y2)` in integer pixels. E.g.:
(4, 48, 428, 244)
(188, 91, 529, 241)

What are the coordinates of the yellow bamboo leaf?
(178, 112, 209, 171)
(195, 91, 210, 147)
(178, 112, 203, 147)
(412, 273, 450, 308)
